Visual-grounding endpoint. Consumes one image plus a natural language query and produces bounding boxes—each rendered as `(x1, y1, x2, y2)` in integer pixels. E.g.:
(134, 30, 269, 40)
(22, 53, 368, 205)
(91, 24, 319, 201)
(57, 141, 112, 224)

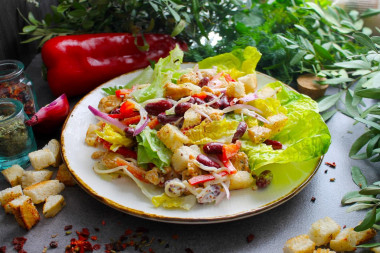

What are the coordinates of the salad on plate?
(85, 46, 331, 210)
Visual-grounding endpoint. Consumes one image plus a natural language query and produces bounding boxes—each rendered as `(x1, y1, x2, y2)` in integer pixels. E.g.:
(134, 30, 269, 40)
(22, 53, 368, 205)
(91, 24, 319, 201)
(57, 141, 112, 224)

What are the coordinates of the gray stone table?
(0, 55, 379, 252)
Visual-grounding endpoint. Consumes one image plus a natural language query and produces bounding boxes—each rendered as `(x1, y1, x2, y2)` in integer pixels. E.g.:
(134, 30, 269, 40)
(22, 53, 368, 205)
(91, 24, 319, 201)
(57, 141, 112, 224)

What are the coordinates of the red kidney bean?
(124, 126, 135, 137)
(196, 154, 221, 168)
(219, 95, 230, 109)
(198, 77, 209, 87)
(187, 97, 196, 104)
(194, 97, 205, 105)
(203, 142, 224, 155)
(205, 94, 221, 109)
(145, 100, 173, 116)
(264, 139, 283, 150)
(232, 121, 248, 143)
(175, 102, 192, 116)
(157, 113, 181, 124)
(256, 170, 273, 188)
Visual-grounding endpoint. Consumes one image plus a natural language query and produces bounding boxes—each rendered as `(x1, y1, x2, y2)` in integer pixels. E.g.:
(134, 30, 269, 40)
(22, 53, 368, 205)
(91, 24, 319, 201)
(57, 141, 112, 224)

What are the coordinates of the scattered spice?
(185, 248, 194, 253)
(66, 231, 72, 235)
(49, 241, 58, 248)
(101, 220, 106, 226)
(330, 178, 336, 182)
(51, 234, 58, 238)
(343, 225, 347, 229)
(64, 225, 73, 231)
(325, 162, 336, 168)
(324, 169, 328, 174)
(311, 197, 316, 202)
(172, 234, 179, 240)
(12, 237, 27, 252)
(0, 246, 6, 253)
(90, 236, 97, 241)
(246, 234, 255, 243)
(42, 246, 47, 253)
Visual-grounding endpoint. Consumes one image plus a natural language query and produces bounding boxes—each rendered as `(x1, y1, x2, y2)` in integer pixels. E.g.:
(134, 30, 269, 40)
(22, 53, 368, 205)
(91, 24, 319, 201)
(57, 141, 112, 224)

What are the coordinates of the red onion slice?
(126, 99, 149, 136)
(88, 105, 129, 132)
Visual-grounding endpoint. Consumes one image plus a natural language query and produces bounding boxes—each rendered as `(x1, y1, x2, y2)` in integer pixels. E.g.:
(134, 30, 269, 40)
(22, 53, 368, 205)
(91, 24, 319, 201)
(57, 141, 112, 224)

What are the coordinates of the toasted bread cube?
(371, 246, 380, 253)
(229, 171, 254, 190)
(43, 195, 66, 218)
(21, 169, 53, 188)
(226, 81, 246, 98)
(1, 164, 24, 186)
(238, 73, 257, 93)
(283, 234, 316, 253)
(264, 113, 288, 135)
(329, 228, 356, 251)
(28, 149, 55, 170)
(350, 227, 376, 246)
(230, 152, 250, 172)
(313, 249, 335, 253)
(157, 124, 190, 152)
(43, 139, 61, 167)
(171, 145, 201, 172)
(248, 126, 272, 144)
(98, 95, 122, 113)
(164, 82, 194, 100)
(308, 217, 341, 246)
(182, 108, 202, 129)
(23, 180, 65, 204)
(56, 163, 76, 186)
(85, 124, 101, 147)
(177, 72, 200, 85)
(9, 195, 40, 230)
(0, 185, 23, 213)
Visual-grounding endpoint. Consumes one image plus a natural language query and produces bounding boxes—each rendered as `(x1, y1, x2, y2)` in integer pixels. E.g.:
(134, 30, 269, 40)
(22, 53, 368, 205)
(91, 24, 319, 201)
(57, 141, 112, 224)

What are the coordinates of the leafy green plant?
(342, 166, 380, 247)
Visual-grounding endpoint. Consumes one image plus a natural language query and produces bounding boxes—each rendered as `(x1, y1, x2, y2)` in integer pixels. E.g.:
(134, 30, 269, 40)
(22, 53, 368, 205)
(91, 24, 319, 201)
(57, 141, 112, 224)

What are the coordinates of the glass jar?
(0, 98, 37, 170)
(0, 60, 38, 117)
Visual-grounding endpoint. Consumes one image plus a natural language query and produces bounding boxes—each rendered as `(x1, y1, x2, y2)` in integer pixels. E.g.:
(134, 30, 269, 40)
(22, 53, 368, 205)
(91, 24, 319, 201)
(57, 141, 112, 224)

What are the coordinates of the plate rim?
(61, 68, 323, 224)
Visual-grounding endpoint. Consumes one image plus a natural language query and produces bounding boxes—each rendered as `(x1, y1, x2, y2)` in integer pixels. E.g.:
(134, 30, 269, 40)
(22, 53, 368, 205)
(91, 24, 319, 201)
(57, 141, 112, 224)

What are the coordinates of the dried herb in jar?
(0, 114, 28, 157)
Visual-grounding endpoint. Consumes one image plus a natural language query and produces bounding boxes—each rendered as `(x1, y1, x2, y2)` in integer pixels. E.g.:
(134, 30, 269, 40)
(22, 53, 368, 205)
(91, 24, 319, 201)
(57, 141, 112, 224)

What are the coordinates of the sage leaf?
(351, 166, 368, 188)
(355, 88, 380, 99)
(294, 24, 310, 35)
(350, 131, 374, 158)
(360, 185, 380, 195)
(343, 196, 379, 204)
(334, 60, 371, 70)
(354, 207, 376, 231)
(357, 242, 380, 248)
(321, 109, 337, 121)
(353, 33, 377, 51)
(341, 190, 363, 205)
(322, 77, 353, 85)
(347, 203, 374, 212)
(354, 117, 380, 131)
(313, 43, 334, 62)
(367, 134, 380, 158)
(317, 92, 342, 112)
(345, 89, 360, 117)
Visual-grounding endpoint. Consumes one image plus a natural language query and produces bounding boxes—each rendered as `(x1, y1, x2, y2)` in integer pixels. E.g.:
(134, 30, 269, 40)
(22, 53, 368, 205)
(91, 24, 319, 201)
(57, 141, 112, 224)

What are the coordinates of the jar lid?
(0, 60, 24, 82)
(0, 98, 24, 123)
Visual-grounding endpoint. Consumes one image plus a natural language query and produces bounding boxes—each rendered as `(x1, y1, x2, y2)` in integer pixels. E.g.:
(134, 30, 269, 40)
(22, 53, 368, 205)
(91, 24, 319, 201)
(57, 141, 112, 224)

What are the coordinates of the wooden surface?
(0, 0, 57, 67)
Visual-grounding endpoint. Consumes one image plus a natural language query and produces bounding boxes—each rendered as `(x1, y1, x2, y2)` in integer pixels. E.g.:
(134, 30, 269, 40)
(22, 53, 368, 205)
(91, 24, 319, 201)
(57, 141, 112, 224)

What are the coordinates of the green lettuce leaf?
(131, 45, 184, 102)
(242, 82, 331, 169)
(198, 46, 262, 80)
(136, 128, 172, 170)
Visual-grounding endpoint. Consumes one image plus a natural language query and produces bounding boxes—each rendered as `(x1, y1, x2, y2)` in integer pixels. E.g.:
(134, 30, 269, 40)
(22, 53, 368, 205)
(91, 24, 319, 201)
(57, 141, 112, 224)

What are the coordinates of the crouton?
(229, 171, 254, 190)
(283, 234, 316, 253)
(171, 145, 201, 172)
(43, 195, 66, 218)
(98, 95, 122, 113)
(226, 81, 246, 98)
(329, 228, 356, 251)
(56, 163, 76, 186)
(313, 249, 335, 253)
(28, 149, 55, 170)
(21, 169, 53, 188)
(8, 195, 40, 230)
(157, 124, 190, 152)
(264, 113, 288, 135)
(23, 180, 65, 204)
(85, 124, 101, 146)
(0, 185, 23, 213)
(308, 217, 341, 246)
(164, 82, 194, 100)
(43, 139, 61, 167)
(230, 152, 250, 172)
(238, 73, 257, 93)
(257, 86, 281, 99)
(248, 126, 272, 144)
(177, 71, 200, 85)
(182, 108, 202, 129)
(349, 227, 376, 246)
(1, 164, 24, 186)
(371, 246, 380, 253)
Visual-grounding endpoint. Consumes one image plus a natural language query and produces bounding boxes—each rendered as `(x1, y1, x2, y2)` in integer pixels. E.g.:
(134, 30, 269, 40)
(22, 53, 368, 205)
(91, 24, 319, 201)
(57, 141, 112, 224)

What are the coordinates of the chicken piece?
(230, 152, 250, 172)
(145, 168, 161, 185)
(164, 82, 201, 100)
(101, 151, 124, 169)
(98, 95, 122, 113)
(177, 71, 200, 85)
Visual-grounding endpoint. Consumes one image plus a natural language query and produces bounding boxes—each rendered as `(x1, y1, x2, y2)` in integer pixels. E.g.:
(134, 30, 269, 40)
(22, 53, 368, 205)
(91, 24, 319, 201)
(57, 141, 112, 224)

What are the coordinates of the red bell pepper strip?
(223, 73, 236, 82)
(222, 140, 241, 160)
(115, 88, 134, 98)
(41, 33, 187, 97)
(188, 171, 229, 186)
(115, 157, 149, 183)
(100, 139, 137, 159)
(121, 115, 141, 126)
(148, 117, 159, 129)
(192, 92, 208, 100)
(218, 155, 237, 175)
(108, 111, 140, 119)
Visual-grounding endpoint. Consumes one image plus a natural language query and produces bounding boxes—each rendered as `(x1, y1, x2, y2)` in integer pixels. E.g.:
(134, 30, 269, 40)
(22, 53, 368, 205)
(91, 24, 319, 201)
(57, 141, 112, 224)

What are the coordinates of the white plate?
(61, 64, 322, 224)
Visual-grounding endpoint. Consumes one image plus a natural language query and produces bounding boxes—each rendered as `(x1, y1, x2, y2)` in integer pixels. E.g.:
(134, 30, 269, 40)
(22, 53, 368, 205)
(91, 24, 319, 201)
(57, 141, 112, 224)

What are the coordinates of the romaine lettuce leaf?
(242, 82, 331, 169)
(136, 128, 172, 170)
(152, 194, 196, 210)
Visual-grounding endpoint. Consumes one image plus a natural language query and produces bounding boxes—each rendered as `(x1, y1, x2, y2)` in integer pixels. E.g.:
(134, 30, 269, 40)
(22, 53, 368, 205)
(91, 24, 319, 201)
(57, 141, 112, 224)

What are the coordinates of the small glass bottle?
(0, 98, 37, 170)
(0, 60, 38, 117)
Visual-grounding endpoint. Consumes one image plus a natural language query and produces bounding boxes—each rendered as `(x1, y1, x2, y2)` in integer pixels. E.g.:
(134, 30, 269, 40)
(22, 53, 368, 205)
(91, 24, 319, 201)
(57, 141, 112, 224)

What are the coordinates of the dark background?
(0, 0, 57, 67)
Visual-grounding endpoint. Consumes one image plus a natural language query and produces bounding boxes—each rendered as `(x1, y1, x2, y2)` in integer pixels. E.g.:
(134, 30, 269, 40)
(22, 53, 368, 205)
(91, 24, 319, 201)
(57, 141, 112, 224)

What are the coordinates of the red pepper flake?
(136, 227, 149, 233)
(246, 234, 255, 243)
(325, 162, 336, 168)
(64, 225, 73, 231)
(330, 178, 336, 182)
(185, 248, 194, 253)
(311, 197, 316, 202)
(101, 220, 106, 226)
(149, 248, 155, 253)
(0, 246, 6, 253)
(125, 229, 133, 235)
(90, 236, 98, 241)
(343, 225, 347, 229)
(94, 227, 100, 232)
(172, 234, 179, 240)
(12, 237, 27, 252)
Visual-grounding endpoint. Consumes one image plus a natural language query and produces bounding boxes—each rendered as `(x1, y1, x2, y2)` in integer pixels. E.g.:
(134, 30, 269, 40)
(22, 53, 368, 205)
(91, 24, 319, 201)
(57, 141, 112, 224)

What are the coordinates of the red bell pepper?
(188, 171, 229, 186)
(41, 33, 187, 97)
(100, 139, 137, 159)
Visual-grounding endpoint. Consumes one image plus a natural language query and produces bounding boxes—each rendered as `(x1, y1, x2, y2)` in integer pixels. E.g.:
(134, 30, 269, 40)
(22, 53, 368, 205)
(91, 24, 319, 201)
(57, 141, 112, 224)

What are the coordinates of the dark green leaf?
(347, 203, 374, 212)
(350, 131, 374, 158)
(341, 190, 363, 205)
(57, 3, 71, 13)
(355, 88, 380, 99)
(354, 117, 380, 131)
(354, 207, 376, 231)
(313, 43, 334, 62)
(290, 50, 307, 66)
(360, 8, 380, 18)
(321, 109, 337, 121)
(351, 166, 368, 188)
(353, 33, 377, 51)
(28, 12, 40, 25)
(323, 77, 353, 85)
(168, 5, 181, 22)
(334, 60, 371, 70)
(21, 35, 43, 44)
(23, 25, 37, 33)
(68, 9, 87, 18)
(360, 185, 380, 195)
(294, 24, 310, 35)
(371, 154, 380, 162)
(317, 92, 342, 112)
(357, 242, 380, 248)
(367, 134, 380, 158)
(345, 89, 360, 117)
